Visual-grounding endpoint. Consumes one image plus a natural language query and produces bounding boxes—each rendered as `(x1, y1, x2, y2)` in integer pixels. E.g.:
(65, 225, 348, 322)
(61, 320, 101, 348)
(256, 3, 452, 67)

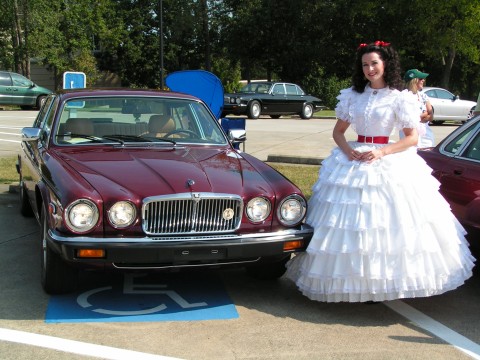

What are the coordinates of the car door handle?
(453, 168, 464, 175)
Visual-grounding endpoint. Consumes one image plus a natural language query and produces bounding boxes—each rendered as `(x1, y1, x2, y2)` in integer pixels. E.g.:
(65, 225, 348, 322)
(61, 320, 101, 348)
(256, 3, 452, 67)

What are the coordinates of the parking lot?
(1, 111, 479, 359)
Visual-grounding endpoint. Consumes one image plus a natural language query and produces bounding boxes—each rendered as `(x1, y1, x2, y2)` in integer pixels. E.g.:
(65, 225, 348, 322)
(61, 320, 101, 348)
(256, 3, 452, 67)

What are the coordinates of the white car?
(423, 87, 476, 125)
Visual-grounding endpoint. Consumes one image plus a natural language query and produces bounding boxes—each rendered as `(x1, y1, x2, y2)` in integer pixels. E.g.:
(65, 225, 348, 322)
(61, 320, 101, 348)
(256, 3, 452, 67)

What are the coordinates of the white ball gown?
(285, 85, 475, 302)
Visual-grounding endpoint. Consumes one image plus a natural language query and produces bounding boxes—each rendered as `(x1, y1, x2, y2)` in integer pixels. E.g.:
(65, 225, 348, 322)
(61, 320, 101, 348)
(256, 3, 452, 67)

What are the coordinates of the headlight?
(235, 98, 241, 104)
(65, 199, 99, 233)
(277, 195, 307, 226)
(108, 201, 136, 228)
(246, 197, 271, 223)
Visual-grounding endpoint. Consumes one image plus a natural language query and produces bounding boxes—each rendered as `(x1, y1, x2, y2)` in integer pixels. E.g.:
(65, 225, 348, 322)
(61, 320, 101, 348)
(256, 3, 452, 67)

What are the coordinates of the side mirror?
(228, 129, 246, 143)
(21, 127, 42, 142)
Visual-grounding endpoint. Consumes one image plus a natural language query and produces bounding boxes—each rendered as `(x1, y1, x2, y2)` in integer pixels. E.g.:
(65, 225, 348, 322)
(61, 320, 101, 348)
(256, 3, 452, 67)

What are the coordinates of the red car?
(417, 115, 480, 240)
(17, 88, 312, 294)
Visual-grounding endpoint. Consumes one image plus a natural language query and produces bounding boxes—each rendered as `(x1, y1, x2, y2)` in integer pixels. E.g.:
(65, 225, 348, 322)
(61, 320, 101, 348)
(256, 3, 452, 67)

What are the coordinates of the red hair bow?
(374, 40, 390, 47)
(357, 43, 368, 50)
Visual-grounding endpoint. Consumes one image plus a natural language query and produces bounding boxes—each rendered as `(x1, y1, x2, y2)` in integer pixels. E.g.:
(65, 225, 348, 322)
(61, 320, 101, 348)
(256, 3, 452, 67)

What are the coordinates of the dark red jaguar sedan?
(17, 88, 313, 294)
(417, 115, 480, 243)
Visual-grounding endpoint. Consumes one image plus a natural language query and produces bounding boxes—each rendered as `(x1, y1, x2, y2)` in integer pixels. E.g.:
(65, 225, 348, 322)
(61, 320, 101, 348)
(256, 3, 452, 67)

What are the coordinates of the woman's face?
(361, 51, 385, 87)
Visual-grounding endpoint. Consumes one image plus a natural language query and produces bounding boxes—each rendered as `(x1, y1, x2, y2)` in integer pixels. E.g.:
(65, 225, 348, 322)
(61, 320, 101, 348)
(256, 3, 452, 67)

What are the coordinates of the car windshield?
(238, 83, 271, 94)
(54, 96, 227, 146)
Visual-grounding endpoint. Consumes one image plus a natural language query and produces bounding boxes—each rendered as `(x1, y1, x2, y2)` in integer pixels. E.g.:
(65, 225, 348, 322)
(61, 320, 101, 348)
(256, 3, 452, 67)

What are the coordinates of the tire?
(247, 100, 261, 119)
(36, 95, 47, 109)
(19, 180, 34, 217)
(300, 103, 314, 119)
(245, 255, 290, 280)
(40, 206, 77, 294)
(466, 106, 475, 122)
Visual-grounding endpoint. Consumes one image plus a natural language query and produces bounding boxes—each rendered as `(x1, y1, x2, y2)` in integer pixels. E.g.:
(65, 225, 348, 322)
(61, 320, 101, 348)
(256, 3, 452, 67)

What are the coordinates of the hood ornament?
(187, 179, 195, 188)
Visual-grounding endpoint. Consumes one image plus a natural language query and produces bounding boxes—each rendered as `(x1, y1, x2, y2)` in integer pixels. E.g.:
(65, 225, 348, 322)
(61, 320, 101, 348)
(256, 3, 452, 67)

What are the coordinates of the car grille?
(142, 193, 243, 235)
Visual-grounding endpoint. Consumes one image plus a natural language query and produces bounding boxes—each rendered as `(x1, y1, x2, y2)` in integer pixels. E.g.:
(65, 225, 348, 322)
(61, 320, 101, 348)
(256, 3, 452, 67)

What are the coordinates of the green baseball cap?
(404, 69, 429, 82)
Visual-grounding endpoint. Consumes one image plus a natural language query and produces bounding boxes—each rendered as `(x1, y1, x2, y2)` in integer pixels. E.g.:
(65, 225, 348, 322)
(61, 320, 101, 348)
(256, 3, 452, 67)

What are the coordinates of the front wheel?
(300, 103, 314, 119)
(40, 206, 78, 294)
(247, 100, 261, 119)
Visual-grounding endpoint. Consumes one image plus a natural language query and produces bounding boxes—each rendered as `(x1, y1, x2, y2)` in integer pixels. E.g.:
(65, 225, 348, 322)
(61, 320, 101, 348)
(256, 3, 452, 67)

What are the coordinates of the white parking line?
(0, 132, 20, 136)
(0, 138, 20, 143)
(386, 300, 480, 359)
(0, 328, 184, 360)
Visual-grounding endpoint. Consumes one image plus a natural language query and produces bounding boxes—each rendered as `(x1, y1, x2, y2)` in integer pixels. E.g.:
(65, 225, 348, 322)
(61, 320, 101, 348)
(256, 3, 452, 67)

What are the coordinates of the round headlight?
(108, 201, 136, 228)
(65, 199, 99, 233)
(235, 98, 241, 104)
(246, 197, 271, 223)
(277, 195, 307, 226)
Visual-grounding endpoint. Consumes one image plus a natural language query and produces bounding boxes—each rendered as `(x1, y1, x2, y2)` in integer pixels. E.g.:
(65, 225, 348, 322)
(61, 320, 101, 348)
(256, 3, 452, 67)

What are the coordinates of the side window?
(436, 90, 454, 100)
(286, 84, 297, 95)
(40, 97, 58, 144)
(0, 72, 12, 86)
(33, 95, 55, 127)
(272, 84, 285, 95)
(425, 90, 436, 99)
(462, 133, 480, 161)
(11, 73, 33, 87)
(443, 126, 475, 154)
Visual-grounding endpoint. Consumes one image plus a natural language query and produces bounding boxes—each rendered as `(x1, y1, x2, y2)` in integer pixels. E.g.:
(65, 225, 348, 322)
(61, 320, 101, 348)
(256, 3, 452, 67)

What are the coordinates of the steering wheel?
(164, 129, 199, 138)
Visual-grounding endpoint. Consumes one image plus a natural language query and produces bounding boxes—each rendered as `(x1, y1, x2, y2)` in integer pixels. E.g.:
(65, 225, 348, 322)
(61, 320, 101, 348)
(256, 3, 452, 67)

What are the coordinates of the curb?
(266, 155, 323, 165)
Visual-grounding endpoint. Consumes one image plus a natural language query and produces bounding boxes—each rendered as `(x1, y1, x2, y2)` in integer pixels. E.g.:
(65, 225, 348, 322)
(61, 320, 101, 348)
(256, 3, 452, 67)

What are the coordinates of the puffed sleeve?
(394, 90, 422, 130)
(335, 87, 355, 123)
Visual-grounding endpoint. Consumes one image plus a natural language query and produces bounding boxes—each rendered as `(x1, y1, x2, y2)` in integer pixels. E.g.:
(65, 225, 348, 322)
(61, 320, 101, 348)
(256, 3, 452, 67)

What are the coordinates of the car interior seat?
(147, 115, 175, 137)
(65, 118, 95, 136)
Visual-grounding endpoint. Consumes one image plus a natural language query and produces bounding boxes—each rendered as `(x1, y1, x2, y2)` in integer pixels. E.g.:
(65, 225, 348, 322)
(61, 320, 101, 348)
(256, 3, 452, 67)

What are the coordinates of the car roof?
(55, 88, 200, 101)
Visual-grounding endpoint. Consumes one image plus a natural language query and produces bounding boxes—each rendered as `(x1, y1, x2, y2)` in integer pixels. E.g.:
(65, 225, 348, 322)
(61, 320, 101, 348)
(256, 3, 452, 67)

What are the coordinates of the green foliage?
(0, 157, 18, 184)
(212, 58, 242, 93)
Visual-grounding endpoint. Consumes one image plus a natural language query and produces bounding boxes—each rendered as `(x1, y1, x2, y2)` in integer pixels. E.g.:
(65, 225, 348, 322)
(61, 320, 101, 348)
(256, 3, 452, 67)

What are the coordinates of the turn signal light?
(77, 249, 105, 258)
(283, 240, 304, 251)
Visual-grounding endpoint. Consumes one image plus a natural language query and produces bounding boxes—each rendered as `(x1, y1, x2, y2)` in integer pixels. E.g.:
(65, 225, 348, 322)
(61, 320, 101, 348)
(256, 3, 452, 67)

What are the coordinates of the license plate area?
(174, 248, 226, 261)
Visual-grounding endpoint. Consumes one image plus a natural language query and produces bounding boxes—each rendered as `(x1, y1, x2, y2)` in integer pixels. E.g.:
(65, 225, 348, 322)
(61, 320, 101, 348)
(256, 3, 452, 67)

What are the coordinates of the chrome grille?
(142, 193, 243, 235)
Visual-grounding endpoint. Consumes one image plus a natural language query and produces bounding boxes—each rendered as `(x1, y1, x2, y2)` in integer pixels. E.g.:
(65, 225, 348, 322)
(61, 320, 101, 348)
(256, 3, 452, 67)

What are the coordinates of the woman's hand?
(358, 148, 385, 163)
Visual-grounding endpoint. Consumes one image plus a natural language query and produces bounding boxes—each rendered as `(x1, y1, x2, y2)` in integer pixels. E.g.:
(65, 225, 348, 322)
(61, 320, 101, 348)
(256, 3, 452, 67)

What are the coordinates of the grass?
(1, 155, 318, 198)
(0, 156, 18, 184)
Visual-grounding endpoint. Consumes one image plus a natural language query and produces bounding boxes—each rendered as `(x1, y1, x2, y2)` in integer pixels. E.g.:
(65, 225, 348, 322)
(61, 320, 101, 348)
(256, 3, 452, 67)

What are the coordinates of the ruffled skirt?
(285, 142, 475, 302)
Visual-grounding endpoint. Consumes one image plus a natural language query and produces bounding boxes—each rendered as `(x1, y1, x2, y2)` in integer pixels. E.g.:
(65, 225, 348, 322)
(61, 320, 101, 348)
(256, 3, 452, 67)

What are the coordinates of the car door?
(10, 72, 37, 106)
(0, 71, 15, 105)
(284, 84, 307, 113)
(428, 88, 460, 120)
(264, 83, 287, 112)
(437, 124, 480, 228)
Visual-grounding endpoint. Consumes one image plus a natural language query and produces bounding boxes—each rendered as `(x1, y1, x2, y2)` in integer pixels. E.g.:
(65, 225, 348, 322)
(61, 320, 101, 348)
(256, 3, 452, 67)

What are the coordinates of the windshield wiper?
(56, 134, 105, 143)
(103, 134, 176, 145)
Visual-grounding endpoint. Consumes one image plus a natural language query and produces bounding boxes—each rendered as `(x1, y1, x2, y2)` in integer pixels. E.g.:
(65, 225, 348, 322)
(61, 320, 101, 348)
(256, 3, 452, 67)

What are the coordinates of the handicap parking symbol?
(46, 272, 238, 323)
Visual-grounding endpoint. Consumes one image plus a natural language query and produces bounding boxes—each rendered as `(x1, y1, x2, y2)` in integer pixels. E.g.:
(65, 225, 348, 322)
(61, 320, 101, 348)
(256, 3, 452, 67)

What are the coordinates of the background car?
(423, 86, 476, 125)
(0, 70, 52, 109)
(417, 114, 480, 245)
(17, 88, 313, 294)
(222, 81, 324, 119)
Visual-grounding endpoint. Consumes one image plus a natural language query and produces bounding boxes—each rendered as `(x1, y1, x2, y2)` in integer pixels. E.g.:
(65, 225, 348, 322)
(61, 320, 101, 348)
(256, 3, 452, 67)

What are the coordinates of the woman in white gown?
(285, 41, 475, 303)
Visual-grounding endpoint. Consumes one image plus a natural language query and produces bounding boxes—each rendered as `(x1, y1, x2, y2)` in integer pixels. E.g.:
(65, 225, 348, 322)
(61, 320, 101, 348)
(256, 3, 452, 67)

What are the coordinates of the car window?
(443, 125, 476, 154)
(33, 95, 55, 127)
(462, 132, 480, 161)
(0, 72, 12, 86)
(285, 84, 298, 95)
(435, 89, 454, 100)
(272, 84, 285, 95)
(10, 72, 33, 87)
(40, 97, 58, 144)
(54, 96, 227, 145)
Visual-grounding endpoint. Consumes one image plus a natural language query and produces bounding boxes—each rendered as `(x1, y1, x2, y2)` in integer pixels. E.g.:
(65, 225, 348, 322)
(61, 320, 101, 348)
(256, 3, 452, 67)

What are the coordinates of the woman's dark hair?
(352, 41, 403, 93)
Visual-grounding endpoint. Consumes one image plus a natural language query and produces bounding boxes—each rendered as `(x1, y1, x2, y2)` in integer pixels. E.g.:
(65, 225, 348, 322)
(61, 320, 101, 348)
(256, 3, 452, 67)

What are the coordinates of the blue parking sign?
(63, 72, 86, 108)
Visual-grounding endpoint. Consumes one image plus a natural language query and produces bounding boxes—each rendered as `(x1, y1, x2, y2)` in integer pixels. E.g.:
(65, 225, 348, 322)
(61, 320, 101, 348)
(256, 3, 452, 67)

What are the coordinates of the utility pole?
(159, 0, 164, 89)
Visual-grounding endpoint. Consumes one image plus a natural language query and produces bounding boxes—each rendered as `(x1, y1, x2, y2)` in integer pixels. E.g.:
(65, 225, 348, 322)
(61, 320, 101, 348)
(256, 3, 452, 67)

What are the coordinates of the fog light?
(77, 249, 105, 258)
(283, 240, 304, 251)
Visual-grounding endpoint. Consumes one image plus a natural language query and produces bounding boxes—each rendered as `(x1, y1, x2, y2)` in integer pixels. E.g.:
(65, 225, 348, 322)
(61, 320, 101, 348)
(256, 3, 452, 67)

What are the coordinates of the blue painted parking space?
(45, 272, 238, 323)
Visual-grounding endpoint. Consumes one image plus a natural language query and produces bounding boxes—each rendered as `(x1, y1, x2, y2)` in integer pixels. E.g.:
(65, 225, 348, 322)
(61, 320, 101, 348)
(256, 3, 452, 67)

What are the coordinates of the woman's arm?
(420, 100, 433, 123)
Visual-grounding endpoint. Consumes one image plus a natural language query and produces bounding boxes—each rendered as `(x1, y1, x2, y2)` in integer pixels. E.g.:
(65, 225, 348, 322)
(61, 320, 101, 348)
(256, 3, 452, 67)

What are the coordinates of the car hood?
(53, 146, 273, 200)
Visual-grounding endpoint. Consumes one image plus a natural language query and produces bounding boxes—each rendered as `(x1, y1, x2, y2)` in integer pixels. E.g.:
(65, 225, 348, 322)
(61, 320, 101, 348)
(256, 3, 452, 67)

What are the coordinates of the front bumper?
(48, 225, 313, 269)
